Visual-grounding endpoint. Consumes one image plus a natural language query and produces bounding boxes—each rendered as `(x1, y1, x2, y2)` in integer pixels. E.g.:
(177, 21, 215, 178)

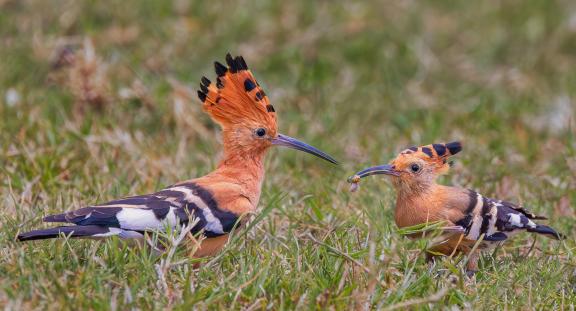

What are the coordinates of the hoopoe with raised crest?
(347, 142, 562, 275)
(18, 54, 338, 258)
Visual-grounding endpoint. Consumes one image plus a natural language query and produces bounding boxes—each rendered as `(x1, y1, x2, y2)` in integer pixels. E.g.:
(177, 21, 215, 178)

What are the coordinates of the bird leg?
(425, 251, 437, 263)
(465, 251, 479, 277)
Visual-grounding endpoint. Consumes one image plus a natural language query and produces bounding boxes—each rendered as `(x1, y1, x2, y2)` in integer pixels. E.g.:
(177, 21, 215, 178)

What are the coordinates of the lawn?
(1, 0, 575, 309)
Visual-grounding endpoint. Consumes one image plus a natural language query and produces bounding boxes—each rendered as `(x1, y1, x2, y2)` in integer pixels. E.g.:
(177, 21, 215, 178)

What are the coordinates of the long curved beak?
(349, 164, 399, 180)
(272, 134, 338, 164)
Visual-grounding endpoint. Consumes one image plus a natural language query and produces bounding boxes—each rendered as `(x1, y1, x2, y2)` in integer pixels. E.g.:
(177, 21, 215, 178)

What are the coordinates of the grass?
(1, 0, 575, 309)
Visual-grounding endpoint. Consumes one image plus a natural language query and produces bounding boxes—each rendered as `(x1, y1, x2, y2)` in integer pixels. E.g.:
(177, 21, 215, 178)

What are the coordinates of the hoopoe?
(18, 54, 338, 258)
(347, 142, 562, 275)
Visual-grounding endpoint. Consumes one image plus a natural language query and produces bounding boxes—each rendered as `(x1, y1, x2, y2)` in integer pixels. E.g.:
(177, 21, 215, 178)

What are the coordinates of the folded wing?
(18, 182, 239, 241)
(454, 190, 562, 243)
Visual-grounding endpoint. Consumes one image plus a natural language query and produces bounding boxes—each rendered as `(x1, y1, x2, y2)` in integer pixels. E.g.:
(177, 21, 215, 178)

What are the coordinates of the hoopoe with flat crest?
(348, 142, 562, 275)
(18, 54, 338, 258)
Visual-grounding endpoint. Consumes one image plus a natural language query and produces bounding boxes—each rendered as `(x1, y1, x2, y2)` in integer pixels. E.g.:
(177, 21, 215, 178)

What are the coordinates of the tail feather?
(528, 225, 564, 240)
(17, 225, 119, 241)
(43, 213, 69, 223)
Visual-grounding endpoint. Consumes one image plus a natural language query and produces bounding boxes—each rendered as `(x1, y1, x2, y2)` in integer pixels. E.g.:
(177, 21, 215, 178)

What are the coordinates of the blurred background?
(1, 0, 575, 309)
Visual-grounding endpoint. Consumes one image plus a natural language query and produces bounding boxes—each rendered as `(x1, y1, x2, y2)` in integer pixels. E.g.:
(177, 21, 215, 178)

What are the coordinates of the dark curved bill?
(352, 164, 399, 179)
(272, 134, 338, 164)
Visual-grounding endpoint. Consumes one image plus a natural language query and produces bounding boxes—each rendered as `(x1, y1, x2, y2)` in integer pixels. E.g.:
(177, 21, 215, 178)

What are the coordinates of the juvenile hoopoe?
(348, 142, 562, 274)
(18, 54, 338, 258)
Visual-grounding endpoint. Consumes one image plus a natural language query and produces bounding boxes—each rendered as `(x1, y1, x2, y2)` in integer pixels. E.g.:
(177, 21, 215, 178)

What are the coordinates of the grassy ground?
(1, 0, 575, 309)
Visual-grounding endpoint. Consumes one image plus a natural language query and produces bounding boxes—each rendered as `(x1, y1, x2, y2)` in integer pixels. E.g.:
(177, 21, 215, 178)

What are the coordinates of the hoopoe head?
(198, 54, 337, 164)
(348, 142, 462, 192)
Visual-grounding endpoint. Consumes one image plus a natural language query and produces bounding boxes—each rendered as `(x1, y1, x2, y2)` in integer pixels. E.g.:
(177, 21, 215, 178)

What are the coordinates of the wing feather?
(38, 182, 240, 238)
(455, 190, 561, 243)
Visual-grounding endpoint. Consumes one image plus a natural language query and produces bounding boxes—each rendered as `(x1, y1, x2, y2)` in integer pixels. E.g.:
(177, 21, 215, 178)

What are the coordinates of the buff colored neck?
(393, 175, 437, 198)
(212, 144, 268, 205)
(393, 180, 438, 228)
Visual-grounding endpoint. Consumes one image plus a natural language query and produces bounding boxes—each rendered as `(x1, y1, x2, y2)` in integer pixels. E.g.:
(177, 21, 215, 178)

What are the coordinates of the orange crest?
(393, 142, 462, 174)
(197, 54, 277, 133)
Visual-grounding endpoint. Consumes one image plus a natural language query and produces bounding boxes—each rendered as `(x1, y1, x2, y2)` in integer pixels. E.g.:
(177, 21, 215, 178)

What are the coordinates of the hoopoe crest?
(17, 54, 337, 259)
(199, 54, 277, 155)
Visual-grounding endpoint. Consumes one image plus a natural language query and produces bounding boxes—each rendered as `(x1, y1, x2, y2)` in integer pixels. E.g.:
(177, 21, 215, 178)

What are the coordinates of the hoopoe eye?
(410, 163, 421, 173)
(255, 128, 266, 137)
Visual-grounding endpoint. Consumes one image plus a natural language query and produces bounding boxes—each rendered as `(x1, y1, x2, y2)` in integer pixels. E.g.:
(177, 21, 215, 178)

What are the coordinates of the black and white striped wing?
(43, 182, 239, 238)
(455, 190, 559, 243)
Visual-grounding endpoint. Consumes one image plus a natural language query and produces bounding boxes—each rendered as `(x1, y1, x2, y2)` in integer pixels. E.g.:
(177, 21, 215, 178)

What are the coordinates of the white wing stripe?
(507, 213, 523, 227)
(116, 208, 162, 231)
(487, 204, 498, 235)
(474, 193, 483, 213)
(166, 186, 224, 234)
(466, 193, 485, 240)
(467, 214, 483, 240)
(92, 227, 123, 237)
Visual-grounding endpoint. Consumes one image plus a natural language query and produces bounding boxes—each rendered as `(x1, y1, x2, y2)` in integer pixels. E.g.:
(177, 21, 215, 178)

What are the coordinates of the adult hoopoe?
(347, 142, 562, 275)
(18, 54, 338, 258)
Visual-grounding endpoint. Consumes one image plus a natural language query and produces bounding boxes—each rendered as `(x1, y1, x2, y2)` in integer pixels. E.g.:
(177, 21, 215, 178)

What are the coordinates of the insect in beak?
(271, 134, 338, 164)
(349, 164, 400, 180)
(347, 164, 399, 192)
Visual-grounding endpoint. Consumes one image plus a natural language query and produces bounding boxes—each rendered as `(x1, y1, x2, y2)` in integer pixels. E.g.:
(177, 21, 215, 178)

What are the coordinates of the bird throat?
(394, 182, 437, 228)
(393, 178, 432, 197)
(215, 148, 268, 205)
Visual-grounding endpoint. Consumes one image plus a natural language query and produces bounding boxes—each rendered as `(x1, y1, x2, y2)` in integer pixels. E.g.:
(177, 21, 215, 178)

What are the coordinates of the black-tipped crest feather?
(201, 76, 211, 87)
(200, 83, 208, 94)
(446, 141, 462, 155)
(226, 53, 237, 72)
(197, 90, 207, 102)
(214, 61, 227, 76)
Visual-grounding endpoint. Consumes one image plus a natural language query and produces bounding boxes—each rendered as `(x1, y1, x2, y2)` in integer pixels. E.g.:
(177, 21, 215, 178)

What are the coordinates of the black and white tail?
(527, 224, 563, 240)
(17, 225, 131, 241)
